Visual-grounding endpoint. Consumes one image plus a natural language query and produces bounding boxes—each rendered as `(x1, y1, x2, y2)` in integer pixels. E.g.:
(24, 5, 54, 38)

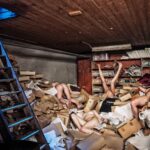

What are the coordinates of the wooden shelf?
(91, 54, 149, 94)
(92, 58, 143, 62)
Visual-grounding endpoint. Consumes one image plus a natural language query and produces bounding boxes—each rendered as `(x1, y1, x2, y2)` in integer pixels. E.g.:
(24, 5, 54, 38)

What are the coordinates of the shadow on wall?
(9, 50, 76, 63)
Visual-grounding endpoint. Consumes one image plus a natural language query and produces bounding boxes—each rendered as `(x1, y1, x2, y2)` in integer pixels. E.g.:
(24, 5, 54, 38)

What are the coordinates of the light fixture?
(68, 10, 82, 16)
(0, 7, 16, 20)
(92, 44, 132, 52)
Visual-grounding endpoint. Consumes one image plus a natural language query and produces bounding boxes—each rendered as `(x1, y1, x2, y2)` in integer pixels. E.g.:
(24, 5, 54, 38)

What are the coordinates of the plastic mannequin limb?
(55, 83, 81, 108)
(71, 110, 104, 134)
(97, 62, 122, 98)
(131, 90, 150, 118)
(97, 64, 109, 93)
(110, 62, 122, 94)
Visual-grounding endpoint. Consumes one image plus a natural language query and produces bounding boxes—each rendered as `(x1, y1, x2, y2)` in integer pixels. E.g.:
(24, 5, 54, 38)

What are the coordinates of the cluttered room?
(0, 1, 150, 150)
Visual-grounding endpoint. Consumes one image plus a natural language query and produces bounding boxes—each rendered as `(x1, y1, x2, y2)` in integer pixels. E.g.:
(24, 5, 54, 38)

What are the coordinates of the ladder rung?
(1, 103, 27, 112)
(0, 55, 5, 58)
(40, 144, 47, 150)
(0, 67, 10, 70)
(20, 130, 40, 140)
(8, 116, 33, 128)
(0, 90, 21, 96)
(0, 78, 15, 83)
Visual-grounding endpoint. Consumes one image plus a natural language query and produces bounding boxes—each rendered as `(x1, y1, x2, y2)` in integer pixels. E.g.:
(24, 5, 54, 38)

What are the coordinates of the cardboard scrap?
(118, 119, 142, 139)
(68, 129, 90, 141)
(20, 71, 36, 76)
(119, 93, 132, 101)
(77, 133, 106, 150)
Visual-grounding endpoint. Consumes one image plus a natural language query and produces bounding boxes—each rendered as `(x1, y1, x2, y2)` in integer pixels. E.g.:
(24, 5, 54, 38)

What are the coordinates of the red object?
(77, 59, 92, 94)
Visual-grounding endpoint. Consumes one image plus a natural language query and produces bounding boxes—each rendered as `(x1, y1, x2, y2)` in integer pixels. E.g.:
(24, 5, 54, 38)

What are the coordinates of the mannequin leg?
(98, 64, 109, 93)
(110, 62, 122, 94)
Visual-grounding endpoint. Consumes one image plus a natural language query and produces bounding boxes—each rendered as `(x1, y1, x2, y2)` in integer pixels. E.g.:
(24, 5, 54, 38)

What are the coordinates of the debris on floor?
(7, 54, 150, 149)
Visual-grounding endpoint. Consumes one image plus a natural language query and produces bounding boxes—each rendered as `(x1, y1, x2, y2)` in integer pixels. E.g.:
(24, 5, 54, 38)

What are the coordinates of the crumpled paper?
(139, 109, 150, 128)
(127, 134, 150, 150)
(44, 130, 65, 150)
(100, 103, 133, 126)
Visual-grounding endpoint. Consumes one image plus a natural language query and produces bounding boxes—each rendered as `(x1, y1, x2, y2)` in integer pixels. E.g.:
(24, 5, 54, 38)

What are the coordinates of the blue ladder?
(0, 41, 49, 150)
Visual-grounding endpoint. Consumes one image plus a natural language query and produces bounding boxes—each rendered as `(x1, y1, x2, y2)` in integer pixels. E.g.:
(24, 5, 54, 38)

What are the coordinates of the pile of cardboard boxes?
(10, 55, 150, 150)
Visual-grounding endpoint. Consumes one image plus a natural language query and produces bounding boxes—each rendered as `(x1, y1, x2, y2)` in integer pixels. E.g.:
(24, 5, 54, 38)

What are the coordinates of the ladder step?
(1, 103, 27, 112)
(0, 55, 5, 58)
(0, 78, 15, 83)
(8, 116, 33, 128)
(0, 67, 11, 70)
(20, 130, 40, 140)
(40, 144, 47, 150)
(0, 90, 21, 96)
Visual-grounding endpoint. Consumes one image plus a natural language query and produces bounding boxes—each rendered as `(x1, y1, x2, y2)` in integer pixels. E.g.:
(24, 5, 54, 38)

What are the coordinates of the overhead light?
(0, 7, 16, 20)
(68, 10, 82, 16)
(92, 44, 132, 52)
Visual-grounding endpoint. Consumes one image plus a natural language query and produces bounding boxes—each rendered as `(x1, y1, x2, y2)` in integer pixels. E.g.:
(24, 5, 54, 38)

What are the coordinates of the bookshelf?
(91, 52, 150, 95)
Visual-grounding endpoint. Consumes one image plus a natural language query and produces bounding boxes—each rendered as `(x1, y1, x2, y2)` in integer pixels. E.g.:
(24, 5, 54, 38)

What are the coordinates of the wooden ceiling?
(0, 0, 150, 54)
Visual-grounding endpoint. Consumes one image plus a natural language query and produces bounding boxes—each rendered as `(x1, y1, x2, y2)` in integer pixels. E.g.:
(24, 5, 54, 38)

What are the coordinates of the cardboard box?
(30, 74, 43, 79)
(123, 86, 133, 90)
(19, 76, 30, 82)
(119, 89, 128, 94)
(118, 119, 142, 139)
(84, 96, 98, 112)
(119, 93, 132, 101)
(77, 133, 106, 150)
(20, 71, 36, 76)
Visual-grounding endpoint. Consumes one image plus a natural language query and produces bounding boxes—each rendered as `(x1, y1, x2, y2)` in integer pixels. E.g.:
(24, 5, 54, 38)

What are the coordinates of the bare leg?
(110, 62, 122, 94)
(131, 96, 149, 118)
(61, 83, 82, 108)
(71, 113, 86, 129)
(97, 64, 109, 93)
(80, 118, 99, 134)
(131, 101, 139, 119)
(56, 84, 67, 105)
